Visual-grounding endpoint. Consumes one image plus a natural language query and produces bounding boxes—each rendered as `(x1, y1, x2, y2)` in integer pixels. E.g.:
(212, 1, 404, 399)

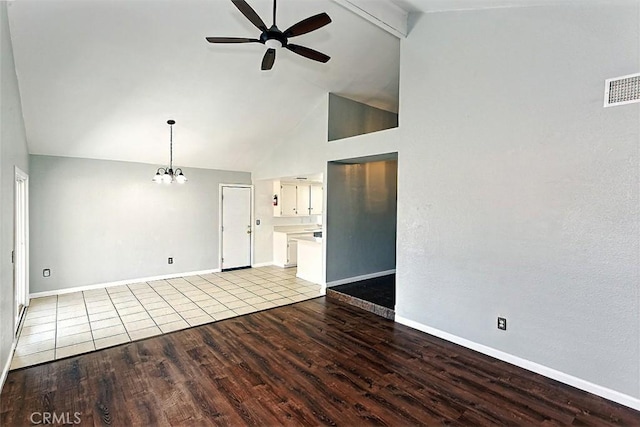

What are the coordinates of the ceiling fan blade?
(206, 37, 260, 43)
(286, 44, 330, 63)
(262, 48, 276, 70)
(283, 13, 331, 38)
(231, 0, 268, 31)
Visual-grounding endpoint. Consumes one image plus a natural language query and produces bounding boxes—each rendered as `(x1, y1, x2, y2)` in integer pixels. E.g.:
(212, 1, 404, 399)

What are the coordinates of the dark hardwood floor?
(1, 297, 639, 426)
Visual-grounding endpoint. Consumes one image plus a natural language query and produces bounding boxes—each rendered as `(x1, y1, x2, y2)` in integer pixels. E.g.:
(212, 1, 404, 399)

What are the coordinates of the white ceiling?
(8, 0, 606, 172)
(394, 0, 610, 13)
(7, 0, 400, 172)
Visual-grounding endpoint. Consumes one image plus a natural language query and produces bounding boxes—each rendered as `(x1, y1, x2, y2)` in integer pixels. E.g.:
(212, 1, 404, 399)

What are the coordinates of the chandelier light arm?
(153, 119, 186, 184)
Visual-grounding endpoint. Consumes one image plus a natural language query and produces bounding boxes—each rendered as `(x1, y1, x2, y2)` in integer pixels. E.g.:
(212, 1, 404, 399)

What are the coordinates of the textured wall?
(396, 3, 639, 398)
(1, 0, 30, 383)
(328, 94, 398, 141)
(326, 160, 397, 283)
(29, 155, 250, 293)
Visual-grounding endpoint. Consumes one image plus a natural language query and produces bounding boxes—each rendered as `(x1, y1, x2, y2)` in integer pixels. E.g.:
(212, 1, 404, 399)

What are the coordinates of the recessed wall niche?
(328, 93, 399, 142)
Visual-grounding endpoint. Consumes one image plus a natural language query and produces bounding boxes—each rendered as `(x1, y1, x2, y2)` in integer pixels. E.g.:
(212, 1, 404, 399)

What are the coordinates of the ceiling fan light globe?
(265, 39, 282, 49)
(176, 173, 187, 184)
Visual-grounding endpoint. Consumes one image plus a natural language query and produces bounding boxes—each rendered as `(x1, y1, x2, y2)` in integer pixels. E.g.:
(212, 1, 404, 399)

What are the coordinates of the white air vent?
(604, 73, 640, 107)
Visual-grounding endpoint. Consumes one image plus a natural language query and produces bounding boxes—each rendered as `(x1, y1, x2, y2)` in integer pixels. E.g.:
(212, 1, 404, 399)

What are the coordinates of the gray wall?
(251, 0, 640, 405)
(29, 155, 250, 293)
(1, 0, 30, 382)
(326, 159, 397, 283)
(396, 3, 640, 399)
(328, 94, 398, 141)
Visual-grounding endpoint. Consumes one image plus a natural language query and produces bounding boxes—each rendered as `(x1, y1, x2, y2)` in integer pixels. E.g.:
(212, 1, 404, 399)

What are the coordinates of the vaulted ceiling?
(7, 0, 591, 172)
(7, 0, 400, 172)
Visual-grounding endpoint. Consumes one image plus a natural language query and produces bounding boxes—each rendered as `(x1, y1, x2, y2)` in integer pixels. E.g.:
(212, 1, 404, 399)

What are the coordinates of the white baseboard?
(395, 315, 640, 412)
(272, 262, 296, 269)
(29, 269, 222, 299)
(251, 262, 273, 268)
(326, 269, 396, 288)
(0, 340, 17, 394)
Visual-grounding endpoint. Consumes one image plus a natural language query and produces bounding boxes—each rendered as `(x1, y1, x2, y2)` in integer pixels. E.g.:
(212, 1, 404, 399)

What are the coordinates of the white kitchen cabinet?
(274, 182, 298, 217)
(310, 184, 323, 215)
(273, 231, 306, 267)
(288, 239, 298, 266)
(296, 184, 310, 216)
(273, 181, 323, 217)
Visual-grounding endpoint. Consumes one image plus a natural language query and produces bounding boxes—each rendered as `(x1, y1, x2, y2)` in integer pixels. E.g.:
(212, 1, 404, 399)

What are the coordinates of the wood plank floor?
(1, 297, 639, 426)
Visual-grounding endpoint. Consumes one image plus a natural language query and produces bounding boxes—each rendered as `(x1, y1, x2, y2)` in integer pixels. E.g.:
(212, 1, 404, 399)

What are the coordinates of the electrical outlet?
(497, 317, 507, 331)
(43, 268, 51, 277)
(168, 257, 173, 264)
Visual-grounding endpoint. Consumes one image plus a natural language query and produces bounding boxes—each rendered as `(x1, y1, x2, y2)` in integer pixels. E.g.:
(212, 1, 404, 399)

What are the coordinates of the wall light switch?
(43, 268, 51, 277)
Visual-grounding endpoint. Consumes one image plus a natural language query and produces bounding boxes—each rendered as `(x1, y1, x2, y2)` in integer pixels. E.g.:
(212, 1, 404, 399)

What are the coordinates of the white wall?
(253, 179, 275, 266)
(29, 155, 250, 293)
(252, 95, 400, 181)
(396, 2, 640, 403)
(0, 0, 30, 386)
(253, 98, 330, 181)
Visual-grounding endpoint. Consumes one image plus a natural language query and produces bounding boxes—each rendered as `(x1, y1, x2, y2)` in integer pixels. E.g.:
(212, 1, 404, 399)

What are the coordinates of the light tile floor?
(11, 266, 322, 370)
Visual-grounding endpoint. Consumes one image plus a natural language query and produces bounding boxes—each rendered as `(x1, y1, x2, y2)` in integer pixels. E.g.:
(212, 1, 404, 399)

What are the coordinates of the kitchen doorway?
(219, 185, 253, 271)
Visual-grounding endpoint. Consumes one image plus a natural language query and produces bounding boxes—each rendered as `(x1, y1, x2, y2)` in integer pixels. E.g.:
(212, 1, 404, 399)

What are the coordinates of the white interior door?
(14, 167, 29, 335)
(220, 185, 252, 270)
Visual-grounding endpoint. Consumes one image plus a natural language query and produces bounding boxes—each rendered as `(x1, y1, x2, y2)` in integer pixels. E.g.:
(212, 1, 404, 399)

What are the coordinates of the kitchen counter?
(273, 225, 322, 234)
(294, 236, 323, 284)
(272, 225, 322, 269)
(292, 236, 322, 243)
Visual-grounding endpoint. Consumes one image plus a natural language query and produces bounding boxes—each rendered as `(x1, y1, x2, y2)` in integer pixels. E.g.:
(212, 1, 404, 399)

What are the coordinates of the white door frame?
(14, 166, 29, 335)
(218, 184, 254, 271)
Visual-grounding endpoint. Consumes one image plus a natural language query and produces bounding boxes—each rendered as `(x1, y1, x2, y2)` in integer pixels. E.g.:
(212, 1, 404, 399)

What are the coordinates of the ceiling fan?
(206, 0, 332, 71)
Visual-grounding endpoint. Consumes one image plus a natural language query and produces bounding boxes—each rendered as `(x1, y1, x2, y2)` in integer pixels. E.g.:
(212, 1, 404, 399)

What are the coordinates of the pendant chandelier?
(153, 119, 187, 184)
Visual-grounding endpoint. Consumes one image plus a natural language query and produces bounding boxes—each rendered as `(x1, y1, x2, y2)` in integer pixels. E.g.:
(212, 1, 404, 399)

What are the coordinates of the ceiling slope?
(7, 0, 400, 172)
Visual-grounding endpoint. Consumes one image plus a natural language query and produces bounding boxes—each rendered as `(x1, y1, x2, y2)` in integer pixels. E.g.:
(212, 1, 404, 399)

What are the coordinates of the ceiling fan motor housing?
(261, 27, 287, 48)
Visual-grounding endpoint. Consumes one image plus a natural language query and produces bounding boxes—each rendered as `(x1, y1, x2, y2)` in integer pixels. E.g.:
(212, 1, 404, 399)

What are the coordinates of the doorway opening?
(219, 184, 253, 271)
(14, 167, 29, 335)
(325, 153, 397, 319)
